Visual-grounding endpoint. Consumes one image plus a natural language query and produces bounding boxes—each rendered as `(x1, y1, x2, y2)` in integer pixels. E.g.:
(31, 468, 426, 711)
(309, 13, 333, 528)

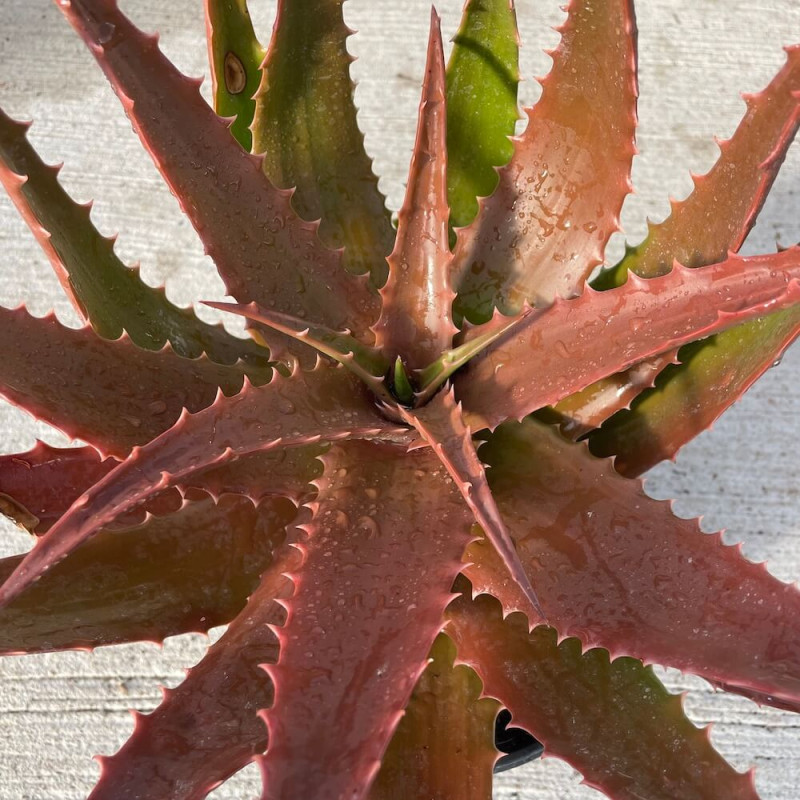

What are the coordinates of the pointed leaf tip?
(206, 301, 392, 401)
(374, 10, 456, 370)
(402, 390, 545, 624)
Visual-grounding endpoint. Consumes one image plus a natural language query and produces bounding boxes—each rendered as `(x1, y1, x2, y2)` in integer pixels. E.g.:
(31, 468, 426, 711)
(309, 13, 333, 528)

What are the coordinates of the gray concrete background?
(1, 0, 800, 797)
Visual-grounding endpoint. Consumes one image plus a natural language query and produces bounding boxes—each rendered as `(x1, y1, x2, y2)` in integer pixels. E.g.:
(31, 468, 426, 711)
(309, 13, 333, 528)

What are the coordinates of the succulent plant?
(1, 0, 800, 798)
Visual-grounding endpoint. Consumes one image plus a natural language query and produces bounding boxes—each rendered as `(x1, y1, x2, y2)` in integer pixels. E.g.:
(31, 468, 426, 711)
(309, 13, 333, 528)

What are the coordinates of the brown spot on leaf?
(224, 52, 247, 95)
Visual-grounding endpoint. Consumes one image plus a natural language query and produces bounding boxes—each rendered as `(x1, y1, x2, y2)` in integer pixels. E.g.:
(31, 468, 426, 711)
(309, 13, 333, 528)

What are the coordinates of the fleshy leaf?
(401, 389, 544, 621)
(0, 494, 295, 655)
(0, 108, 272, 370)
(597, 46, 800, 288)
(0, 441, 321, 535)
(416, 305, 535, 403)
(208, 301, 391, 401)
(453, 0, 638, 322)
(368, 633, 499, 800)
(448, 590, 759, 800)
(464, 419, 800, 709)
(374, 10, 456, 371)
(558, 47, 800, 433)
(204, 0, 265, 151)
(57, 0, 378, 347)
(0, 362, 397, 608)
(549, 354, 674, 440)
(0, 306, 260, 457)
(252, 0, 394, 284)
(0, 443, 115, 533)
(89, 542, 297, 800)
(392, 357, 415, 407)
(445, 0, 520, 230)
(259, 441, 473, 800)
(590, 305, 800, 475)
(456, 250, 800, 431)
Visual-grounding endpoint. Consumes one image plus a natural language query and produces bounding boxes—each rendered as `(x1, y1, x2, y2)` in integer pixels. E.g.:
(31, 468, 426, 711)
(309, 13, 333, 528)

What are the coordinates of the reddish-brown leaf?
(0, 443, 116, 533)
(456, 251, 800, 431)
(0, 362, 397, 609)
(0, 494, 296, 655)
(57, 0, 379, 349)
(599, 46, 800, 287)
(0, 440, 321, 537)
(448, 591, 759, 800)
(208, 301, 392, 401)
(402, 389, 544, 620)
(464, 419, 800, 709)
(374, 10, 456, 371)
(559, 46, 800, 434)
(453, 0, 638, 322)
(259, 441, 473, 800)
(89, 540, 297, 800)
(0, 306, 257, 457)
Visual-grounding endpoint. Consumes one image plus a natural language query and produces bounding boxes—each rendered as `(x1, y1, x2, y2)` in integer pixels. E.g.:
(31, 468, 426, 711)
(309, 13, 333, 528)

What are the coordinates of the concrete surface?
(1, 0, 800, 797)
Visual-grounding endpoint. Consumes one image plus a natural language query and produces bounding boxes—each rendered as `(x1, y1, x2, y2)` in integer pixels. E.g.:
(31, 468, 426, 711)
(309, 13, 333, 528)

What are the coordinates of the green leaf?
(446, 0, 520, 230)
(453, 0, 638, 323)
(204, 0, 266, 151)
(58, 0, 378, 352)
(369, 633, 499, 800)
(392, 357, 415, 406)
(590, 305, 800, 476)
(0, 494, 295, 654)
(0, 109, 273, 369)
(252, 0, 394, 285)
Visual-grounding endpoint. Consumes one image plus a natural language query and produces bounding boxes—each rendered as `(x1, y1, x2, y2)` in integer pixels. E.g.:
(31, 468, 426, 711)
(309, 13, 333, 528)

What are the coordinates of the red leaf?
(464, 420, 800, 710)
(373, 10, 456, 371)
(448, 591, 759, 800)
(402, 389, 544, 620)
(0, 362, 397, 609)
(0, 441, 321, 535)
(453, 0, 638, 322)
(208, 301, 392, 402)
(88, 540, 297, 800)
(456, 250, 800, 431)
(259, 441, 473, 800)
(559, 46, 800, 435)
(0, 494, 296, 655)
(0, 443, 116, 533)
(0, 306, 259, 457)
(598, 46, 800, 287)
(57, 0, 379, 350)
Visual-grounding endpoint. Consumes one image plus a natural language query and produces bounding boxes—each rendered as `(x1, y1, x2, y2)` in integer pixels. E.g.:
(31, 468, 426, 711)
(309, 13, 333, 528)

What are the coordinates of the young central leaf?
(373, 10, 457, 373)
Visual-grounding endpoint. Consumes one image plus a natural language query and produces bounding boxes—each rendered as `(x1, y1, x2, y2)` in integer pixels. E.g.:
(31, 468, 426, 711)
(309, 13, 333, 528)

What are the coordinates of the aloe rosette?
(0, 0, 799, 798)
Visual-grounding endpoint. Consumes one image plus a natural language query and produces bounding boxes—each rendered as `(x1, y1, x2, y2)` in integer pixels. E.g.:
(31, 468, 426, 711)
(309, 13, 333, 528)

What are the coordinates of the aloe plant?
(0, 0, 799, 798)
